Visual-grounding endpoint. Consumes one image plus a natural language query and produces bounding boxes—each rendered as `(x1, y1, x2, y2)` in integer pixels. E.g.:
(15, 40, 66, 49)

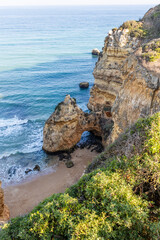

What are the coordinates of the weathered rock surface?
(79, 82, 89, 89)
(0, 182, 10, 222)
(43, 95, 112, 153)
(88, 6, 160, 144)
(110, 54, 160, 142)
(142, 4, 160, 39)
(88, 29, 139, 113)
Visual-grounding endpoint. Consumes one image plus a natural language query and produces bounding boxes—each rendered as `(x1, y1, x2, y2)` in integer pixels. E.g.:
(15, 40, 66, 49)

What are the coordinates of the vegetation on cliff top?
(0, 113, 160, 239)
(119, 5, 160, 62)
(142, 39, 160, 62)
(120, 19, 160, 62)
(120, 20, 148, 39)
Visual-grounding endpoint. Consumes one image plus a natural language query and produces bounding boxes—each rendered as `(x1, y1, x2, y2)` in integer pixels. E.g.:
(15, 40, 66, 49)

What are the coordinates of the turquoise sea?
(0, 5, 152, 185)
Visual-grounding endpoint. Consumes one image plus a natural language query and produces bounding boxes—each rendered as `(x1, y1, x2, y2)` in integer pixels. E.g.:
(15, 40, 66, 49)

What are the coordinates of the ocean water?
(0, 5, 152, 185)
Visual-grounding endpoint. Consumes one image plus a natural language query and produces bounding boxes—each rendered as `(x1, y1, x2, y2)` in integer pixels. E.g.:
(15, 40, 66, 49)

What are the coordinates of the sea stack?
(43, 95, 112, 153)
(43, 95, 101, 153)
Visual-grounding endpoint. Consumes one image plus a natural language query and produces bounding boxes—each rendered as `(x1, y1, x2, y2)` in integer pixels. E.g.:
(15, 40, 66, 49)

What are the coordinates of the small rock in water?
(33, 165, 40, 171)
(79, 82, 89, 89)
(65, 160, 74, 168)
(8, 166, 17, 178)
(92, 48, 100, 56)
(25, 168, 32, 174)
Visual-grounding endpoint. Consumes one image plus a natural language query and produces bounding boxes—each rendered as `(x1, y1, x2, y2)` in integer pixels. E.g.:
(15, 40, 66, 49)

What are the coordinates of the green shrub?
(120, 20, 148, 39)
(142, 40, 160, 62)
(0, 113, 160, 239)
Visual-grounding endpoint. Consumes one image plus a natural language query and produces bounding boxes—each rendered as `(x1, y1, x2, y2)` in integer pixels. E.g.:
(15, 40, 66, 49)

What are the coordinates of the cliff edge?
(89, 4, 160, 144)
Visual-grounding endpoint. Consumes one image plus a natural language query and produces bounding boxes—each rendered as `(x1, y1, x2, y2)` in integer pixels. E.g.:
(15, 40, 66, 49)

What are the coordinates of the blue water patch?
(0, 5, 153, 185)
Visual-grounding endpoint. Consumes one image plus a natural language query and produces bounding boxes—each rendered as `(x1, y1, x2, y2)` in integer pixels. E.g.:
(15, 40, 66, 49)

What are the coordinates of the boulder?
(58, 152, 71, 161)
(25, 168, 32, 174)
(33, 165, 40, 172)
(92, 48, 100, 56)
(65, 160, 74, 168)
(79, 82, 89, 89)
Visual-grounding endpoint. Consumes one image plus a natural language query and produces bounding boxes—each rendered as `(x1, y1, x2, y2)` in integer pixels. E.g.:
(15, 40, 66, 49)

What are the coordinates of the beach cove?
(0, 5, 151, 220)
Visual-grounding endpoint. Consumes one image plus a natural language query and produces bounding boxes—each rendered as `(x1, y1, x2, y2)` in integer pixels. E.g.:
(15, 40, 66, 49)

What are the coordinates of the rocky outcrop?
(43, 95, 112, 153)
(0, 182, 9, 222)
(88, 6, 160, 144)
(88, 28, 140, 113)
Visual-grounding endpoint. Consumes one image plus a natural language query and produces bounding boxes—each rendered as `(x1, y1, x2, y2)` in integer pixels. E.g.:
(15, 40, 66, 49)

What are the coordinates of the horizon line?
(0, 4, 155, 7)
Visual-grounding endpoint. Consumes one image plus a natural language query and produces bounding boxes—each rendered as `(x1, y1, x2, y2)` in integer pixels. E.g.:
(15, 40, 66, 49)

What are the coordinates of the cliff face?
(89, 5, 160, 144)
(142, 4, 160, 39)
(88, 29, 137, 113)
(110, 53, 160, 142)
(0, 182, 9, 222)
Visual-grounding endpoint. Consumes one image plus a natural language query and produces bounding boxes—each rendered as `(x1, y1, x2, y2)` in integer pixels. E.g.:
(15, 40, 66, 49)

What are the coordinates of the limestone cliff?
(88, 4, 160, 144)
(0, 182, 9, 223)
(88, 29, 137, 112)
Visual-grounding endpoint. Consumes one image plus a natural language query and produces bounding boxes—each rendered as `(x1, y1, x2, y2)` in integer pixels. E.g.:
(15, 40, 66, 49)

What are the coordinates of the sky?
(0, 0, 159, 6)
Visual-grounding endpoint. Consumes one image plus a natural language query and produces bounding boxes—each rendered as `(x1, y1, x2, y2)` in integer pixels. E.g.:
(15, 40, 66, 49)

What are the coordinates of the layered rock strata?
(0, 182, 10, 222)
(110, 54, 160, 142)
(88, 5, 160, 143)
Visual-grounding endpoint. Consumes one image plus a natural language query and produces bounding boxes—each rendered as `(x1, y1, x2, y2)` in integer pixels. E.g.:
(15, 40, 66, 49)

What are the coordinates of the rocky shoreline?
(43, 4, 160, 155)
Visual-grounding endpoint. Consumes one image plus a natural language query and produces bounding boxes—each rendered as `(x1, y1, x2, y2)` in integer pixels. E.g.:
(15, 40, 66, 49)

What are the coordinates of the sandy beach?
(4, 148, 97, 219)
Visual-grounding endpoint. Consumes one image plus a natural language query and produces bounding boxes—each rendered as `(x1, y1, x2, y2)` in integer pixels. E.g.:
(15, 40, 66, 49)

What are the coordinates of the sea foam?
(0, 116, 28, 128)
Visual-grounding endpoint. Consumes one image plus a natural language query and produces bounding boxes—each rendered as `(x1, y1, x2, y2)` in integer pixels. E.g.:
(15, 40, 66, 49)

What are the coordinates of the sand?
(4, 148, 97, 219)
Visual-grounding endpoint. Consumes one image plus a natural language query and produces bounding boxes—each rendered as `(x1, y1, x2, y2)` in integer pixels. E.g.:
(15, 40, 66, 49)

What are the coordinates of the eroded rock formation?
(43, 95, 112, 152)
(43, 4, 160, 152)
(0, 182, 10, 222)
